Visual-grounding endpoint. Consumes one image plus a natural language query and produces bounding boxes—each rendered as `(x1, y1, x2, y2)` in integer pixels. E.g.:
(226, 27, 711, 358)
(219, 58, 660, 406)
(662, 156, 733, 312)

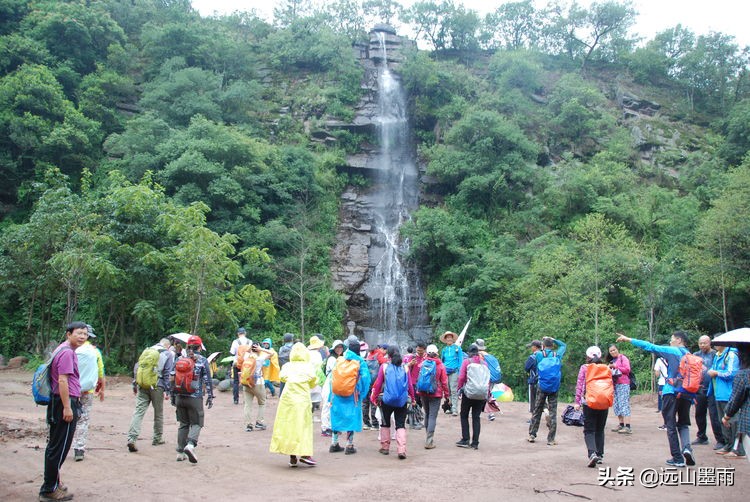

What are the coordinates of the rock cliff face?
(328, 26, 430, 348)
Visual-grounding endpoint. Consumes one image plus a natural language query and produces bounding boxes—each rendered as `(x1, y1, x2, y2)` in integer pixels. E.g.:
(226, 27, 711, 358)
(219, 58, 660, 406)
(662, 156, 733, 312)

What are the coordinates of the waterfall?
(360, 31, 429, 348)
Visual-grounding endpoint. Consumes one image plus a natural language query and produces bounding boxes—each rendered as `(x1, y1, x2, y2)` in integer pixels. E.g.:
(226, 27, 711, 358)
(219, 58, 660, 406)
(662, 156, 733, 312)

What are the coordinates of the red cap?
(187, 335, 203, 347)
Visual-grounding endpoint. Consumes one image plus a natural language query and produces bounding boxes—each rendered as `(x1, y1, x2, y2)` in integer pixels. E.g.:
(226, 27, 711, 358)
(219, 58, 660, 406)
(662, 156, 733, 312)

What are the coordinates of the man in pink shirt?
(39, 321, 88, 502)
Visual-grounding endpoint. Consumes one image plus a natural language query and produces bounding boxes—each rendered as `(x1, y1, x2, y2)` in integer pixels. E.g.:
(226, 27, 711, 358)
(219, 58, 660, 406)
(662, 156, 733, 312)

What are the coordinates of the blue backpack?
(32, 346, 72, 405)
(416, 359, 438, 393)
(484, 354, 502, 384)
(367, 358, 380, 382)
(537, 351, 561, 393)
(383, 364, 408, 407)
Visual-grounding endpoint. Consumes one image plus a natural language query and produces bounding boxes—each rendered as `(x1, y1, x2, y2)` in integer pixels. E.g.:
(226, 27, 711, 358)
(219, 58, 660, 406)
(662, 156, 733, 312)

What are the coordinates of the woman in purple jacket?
(607, 344, 632, 434)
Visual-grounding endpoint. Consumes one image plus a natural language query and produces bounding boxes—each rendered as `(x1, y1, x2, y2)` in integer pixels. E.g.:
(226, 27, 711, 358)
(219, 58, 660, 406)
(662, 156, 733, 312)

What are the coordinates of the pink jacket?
(610, 354, 631, 385)
(575, 364, 588, 406)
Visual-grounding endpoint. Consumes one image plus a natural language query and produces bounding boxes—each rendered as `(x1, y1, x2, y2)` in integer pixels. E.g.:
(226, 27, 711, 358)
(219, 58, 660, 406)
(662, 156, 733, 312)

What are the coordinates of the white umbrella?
(207, 352, 221, 364)
(711, 327, 750, 347)
(169, 332, 206, 351)
(455, 317, 472, 348)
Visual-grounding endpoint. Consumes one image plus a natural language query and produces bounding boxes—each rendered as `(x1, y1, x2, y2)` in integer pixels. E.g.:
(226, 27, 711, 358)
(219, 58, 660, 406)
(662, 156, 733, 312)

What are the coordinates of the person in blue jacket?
(440, 331, 464, 416)
(616, 331, 695, 467)
(328, 335, 371, 455)
(708, 344, 744, 458)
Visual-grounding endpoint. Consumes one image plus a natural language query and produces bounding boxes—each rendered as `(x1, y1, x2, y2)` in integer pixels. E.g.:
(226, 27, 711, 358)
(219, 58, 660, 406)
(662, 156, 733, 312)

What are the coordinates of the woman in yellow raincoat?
(269, 342, 318, 467)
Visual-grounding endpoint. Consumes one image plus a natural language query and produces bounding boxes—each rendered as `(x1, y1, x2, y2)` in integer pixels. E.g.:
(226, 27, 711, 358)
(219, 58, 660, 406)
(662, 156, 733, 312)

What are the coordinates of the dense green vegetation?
(0, 1, 748, 392)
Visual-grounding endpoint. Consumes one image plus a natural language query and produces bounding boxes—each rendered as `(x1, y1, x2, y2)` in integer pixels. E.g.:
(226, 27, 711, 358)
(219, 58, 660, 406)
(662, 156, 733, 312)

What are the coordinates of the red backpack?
(673, 352, 703, 395)
(174, 357, 196, 394)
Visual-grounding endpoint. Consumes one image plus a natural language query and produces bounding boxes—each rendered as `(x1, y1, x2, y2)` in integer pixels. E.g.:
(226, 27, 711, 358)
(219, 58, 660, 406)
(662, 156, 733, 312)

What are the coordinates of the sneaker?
(255, 422, 267, 431)
(299, 456, 317, 466)
(455, 439, 470, 448)
(233, 399, 239, 405)
(587, 453, 599, 468)
(657, 425, 667, 431)
(470, 444, 479, 450)
(596, 455, 603, 464)
(547, 440, 557, 446)
(184, 443, 198, 464)
(289, 456, 298, 468)
(245, 424, 253, 432)
(713, 442, 727, 450)
(329, 443, 344, 453)
(398, 453, 407, 459)
(724, 451, 747, 459)
(665, 458, 686, 467)
(683, 448, 695, 466)
(611, 425, 624, 432)
(372, 424, 380, 430)
(74, 449, 84, 461)
(488, 413, 495, 421)
(127, 442, 137, 452)
(691, 437, 709, 445)
(39, 487, 73, 501)
(344, 445, 357, 455)
(176, 452, 187, 462)
(527, 435, 536, 443)
(152, 439, 165, 446)
(362, 424, 371, 431)
(379, 448, 390, 455)
(618, 427, 632, 435)
(716, 449, 731, 455)
(451, 412, 458, 417)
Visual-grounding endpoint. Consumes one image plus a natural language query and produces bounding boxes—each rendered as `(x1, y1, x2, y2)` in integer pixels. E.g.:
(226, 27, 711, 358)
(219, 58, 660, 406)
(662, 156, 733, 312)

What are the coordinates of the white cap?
(426, 344, 439, 355)
(586, 346, 602, 359)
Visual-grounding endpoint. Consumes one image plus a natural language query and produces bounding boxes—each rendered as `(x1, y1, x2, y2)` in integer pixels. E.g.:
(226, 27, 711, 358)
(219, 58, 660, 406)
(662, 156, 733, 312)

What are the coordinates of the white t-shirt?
(230, 336, 251, 363)
(654, 357, 668, 386)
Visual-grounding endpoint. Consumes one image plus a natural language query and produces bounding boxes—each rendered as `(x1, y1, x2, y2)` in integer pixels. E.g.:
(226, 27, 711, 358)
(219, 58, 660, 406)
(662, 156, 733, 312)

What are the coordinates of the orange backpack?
(585, 363, 614, 410)
(331, 357, 360, 397)
(173, 357, 196, 395)
(236, 344, 252, 369)
(240, 356, 257, 387)
(675, 352, 703, 394)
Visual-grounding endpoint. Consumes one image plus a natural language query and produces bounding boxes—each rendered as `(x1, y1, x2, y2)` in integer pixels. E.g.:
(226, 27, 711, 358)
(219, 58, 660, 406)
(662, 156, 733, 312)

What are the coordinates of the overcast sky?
(191, 0, 750, 48)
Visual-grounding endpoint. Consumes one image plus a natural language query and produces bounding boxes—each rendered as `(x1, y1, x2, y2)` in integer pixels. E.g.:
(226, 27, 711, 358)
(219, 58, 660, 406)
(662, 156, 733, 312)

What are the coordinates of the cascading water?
(360, 31, 429, 348)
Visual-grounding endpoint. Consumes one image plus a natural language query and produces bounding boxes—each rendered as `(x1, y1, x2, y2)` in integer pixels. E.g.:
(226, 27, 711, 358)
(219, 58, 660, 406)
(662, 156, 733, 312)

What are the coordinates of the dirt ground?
(0, 368, 746, 502)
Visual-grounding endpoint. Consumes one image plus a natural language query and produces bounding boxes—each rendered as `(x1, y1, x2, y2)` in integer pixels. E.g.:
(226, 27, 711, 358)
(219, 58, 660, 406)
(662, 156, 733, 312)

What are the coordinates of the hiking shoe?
(692, 437, 709, 445)
(724, 451, 747, 459)
(39, 487, 73, 501)
(74, 449, 84, 461)
(127, 442, 137, 452)
(379, 448, 390, 455)
(176, 452, 187, 462)
(184, 443, 198, 464)
(299, 456, 317, 466)
(527, 435, 536, 443)
(588, 453, 599, 468)
(344, 445, 357, 455)
(152, 439, 165, 446)
(255, 422, 267, 431)
(657, 425, 667, 431)
(455, 439, 470, 448)
(683, 448, 695, 466)
(245, 424, 253, 432)
(665, 458, 686, 467)
(329, 443, 344, 453)
(618, 427, 632, 435)
(611, 425, 624, 433)
(713, 442, 727, 450)
(398, 452, 407, 459)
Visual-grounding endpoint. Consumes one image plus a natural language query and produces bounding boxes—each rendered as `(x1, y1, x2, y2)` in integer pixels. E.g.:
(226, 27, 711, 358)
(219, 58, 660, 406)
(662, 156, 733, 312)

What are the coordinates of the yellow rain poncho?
(269, 343, 317, 456)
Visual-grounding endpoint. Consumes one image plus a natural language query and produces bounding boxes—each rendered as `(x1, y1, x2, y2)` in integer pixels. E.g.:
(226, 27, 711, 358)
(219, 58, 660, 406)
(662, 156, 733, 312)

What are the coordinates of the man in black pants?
(692, 335, 724, 447)
(40, 321, 89, 502)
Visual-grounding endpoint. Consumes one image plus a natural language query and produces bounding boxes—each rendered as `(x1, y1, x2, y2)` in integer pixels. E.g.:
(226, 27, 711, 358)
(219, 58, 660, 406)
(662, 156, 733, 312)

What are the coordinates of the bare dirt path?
(0, 369, 745, 501)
